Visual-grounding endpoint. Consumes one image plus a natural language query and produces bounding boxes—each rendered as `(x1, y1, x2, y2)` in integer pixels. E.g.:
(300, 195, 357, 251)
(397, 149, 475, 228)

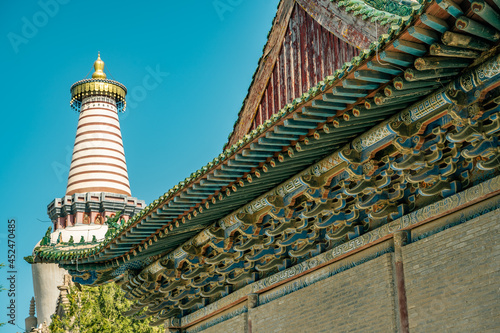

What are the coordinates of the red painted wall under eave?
(250, 4, 359, 130)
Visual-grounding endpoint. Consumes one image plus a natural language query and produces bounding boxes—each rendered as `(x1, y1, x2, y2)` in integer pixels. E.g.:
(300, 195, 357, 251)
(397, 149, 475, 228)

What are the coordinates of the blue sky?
(0, 1, 279, 330)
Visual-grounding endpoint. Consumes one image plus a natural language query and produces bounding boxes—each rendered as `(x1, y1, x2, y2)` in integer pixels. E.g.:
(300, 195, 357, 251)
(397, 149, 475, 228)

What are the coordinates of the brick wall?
(193, 312, 247, 333)
(249, 253, 397, 333)
(403, 209, 500, 332)
(177, 205, 500, 333)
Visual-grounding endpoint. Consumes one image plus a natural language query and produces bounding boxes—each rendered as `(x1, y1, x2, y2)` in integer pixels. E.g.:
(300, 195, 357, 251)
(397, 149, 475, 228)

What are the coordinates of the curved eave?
(35, 0, 499, 270)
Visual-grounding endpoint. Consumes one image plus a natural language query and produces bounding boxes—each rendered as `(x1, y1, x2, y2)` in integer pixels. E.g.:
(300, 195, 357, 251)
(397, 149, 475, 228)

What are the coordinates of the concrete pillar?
(31, 263, 66, 326)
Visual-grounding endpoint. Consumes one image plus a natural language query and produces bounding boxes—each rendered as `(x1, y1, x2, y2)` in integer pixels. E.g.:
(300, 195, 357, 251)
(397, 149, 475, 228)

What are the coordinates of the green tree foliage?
(49, 282, 164, 333)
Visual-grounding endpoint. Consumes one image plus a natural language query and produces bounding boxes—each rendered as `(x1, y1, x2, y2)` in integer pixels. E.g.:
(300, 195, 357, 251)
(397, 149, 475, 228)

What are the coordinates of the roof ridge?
(335, 0, 414, 19)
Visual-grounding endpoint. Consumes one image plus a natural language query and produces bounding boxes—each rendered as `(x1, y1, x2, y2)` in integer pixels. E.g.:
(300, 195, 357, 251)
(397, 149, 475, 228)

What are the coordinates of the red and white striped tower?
(67, 53, 130, 196)
(45, 53, 144, 232)
(32, 55, 145, 326)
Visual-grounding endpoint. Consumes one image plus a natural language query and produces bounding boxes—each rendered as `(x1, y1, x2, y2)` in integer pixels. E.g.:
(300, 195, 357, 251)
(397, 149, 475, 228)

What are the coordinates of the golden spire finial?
(92, 52, 107, 79)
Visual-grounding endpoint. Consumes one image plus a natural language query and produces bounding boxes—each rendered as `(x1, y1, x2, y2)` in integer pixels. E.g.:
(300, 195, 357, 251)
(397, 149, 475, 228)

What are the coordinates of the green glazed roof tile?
(35, 0, 427, 263)
(334, 0, 405, 25)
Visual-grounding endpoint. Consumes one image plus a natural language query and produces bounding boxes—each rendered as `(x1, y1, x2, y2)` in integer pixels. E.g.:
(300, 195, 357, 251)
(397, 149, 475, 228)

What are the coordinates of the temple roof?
(32, 0, 500, 268)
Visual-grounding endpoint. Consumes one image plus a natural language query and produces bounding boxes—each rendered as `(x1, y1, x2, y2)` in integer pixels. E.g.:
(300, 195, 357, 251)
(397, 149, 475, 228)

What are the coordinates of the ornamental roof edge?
(34, 0, 500, 269)
(33, 0, 427, 264)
